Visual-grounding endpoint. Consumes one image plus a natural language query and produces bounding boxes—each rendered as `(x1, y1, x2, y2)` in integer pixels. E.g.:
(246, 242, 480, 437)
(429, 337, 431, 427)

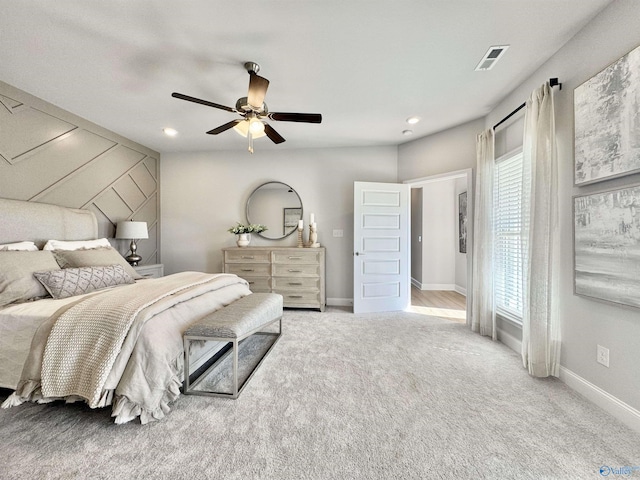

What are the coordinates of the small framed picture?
(458, 191, 467, 254)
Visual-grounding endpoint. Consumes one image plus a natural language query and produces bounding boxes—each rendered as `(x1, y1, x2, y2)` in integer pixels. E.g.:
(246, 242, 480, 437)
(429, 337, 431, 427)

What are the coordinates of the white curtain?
(471, 129, 496, 340)
(521, 82, 561, 377)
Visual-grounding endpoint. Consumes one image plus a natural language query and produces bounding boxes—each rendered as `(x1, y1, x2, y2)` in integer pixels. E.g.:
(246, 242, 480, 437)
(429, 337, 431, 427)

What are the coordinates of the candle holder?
(309, 223, 320, 248)
(297, 226, 304, 248)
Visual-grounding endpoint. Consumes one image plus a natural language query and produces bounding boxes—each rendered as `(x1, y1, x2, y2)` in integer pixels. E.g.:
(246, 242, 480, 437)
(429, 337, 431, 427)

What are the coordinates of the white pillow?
(43, 238, 111, 251)
(0, 241, 38, 251)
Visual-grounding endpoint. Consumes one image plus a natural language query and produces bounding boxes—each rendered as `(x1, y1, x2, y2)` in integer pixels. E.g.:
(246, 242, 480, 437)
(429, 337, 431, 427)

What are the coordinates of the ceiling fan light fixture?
(249, 118, 265, 134)
(233, 119, 266, 139)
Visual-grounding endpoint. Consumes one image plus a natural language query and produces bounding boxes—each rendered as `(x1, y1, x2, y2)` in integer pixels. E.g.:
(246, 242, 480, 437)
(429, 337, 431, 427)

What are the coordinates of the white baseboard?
(410, 280, 466, 294)
(327, 297, 353, 307)
(559, 366, 640, 434)
(497, 328, 521, 354)
(419, 283, 456, 291)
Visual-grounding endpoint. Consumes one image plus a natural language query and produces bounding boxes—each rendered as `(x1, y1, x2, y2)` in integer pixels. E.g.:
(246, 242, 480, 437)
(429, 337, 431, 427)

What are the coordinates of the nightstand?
(133, 263, 164, 279)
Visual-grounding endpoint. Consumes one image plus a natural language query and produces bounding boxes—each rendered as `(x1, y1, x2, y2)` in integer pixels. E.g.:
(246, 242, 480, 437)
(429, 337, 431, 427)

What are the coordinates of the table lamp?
(115, 220, 148, 266)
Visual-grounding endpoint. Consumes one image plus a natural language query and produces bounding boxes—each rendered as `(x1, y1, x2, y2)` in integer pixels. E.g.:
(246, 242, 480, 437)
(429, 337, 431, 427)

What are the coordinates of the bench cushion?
(185, 293, 283, 339)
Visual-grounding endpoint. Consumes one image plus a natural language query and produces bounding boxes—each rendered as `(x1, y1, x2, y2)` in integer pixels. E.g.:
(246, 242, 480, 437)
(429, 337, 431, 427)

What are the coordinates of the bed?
(0, 198, 251, 424)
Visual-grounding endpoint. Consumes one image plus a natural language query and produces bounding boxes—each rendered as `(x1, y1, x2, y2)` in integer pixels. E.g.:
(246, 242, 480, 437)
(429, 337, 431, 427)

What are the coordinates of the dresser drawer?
(275, 290, 321, 306)
(272, 264, 320, 277)
(272, 277, 320, 290)
(225, 251, 270, 263)
(226, 264, 271, 276)
(244, 277, 271, 293)
(272, 251, 321, 264)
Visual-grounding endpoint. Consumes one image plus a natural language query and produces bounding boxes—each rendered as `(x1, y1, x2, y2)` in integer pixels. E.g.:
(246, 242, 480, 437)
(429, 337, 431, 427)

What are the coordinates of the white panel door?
(353, 181, 410, 313)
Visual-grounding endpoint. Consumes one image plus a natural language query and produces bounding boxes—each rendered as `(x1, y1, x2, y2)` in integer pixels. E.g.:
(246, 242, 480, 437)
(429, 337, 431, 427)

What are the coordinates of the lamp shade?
(233, 119, 266, 139)
(115, 221, 148, 240)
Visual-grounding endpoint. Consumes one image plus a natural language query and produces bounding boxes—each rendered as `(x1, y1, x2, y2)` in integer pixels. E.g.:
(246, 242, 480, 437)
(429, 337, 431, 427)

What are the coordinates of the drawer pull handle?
(241, 256, 255, 259)
(241, 268, 255, 272)
(288, 256, 303, 260)
(288, 269, 302, 273)
(288, 295, 303, 298)
(289, 282, 303, 286)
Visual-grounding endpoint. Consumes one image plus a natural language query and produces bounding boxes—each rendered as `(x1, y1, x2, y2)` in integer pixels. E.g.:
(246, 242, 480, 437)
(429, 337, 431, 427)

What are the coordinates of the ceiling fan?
(172, 62, 322, 153)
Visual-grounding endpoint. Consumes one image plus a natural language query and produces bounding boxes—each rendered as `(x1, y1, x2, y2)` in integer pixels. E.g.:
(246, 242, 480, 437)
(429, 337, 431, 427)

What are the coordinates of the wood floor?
(410, 287, 467, 323)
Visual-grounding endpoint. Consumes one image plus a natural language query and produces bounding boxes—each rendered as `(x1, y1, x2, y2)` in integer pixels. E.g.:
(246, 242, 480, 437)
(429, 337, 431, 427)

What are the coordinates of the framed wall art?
(283, 207, 302, 235)
(573, 183, 640, 309)
(574, 44, 640, 186)
(458, 191, 467, 254)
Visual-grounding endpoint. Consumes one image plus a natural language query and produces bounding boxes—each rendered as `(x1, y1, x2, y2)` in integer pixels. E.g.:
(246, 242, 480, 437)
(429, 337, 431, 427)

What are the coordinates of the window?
(493, 149, 527, 323)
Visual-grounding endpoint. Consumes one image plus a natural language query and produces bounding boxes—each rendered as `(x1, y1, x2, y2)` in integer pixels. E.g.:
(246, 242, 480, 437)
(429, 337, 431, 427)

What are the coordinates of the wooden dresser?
(223, 247, 325, 312)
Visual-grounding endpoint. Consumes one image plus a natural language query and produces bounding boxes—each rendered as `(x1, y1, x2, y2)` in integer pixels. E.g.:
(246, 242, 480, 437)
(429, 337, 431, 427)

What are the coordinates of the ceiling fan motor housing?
(236, 96, 267, 114)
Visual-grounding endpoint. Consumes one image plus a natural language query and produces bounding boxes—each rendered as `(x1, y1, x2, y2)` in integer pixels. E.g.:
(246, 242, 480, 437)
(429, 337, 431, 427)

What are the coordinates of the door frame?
(403, 168, 473, 326)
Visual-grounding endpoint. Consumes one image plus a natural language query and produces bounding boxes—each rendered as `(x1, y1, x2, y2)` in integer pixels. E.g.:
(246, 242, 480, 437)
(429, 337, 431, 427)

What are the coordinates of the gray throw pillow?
(53, 247, 142, 279)
(0, 251, 61, 307)
(34, 264, 135, 299)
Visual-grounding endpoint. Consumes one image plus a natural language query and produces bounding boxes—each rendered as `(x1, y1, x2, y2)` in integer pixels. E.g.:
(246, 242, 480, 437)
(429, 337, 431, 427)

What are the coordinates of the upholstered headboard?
(0, 198, 98, 248)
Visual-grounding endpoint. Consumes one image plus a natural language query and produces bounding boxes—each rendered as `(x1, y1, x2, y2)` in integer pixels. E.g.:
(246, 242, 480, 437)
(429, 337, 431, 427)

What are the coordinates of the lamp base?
(125, 254, 142, 266)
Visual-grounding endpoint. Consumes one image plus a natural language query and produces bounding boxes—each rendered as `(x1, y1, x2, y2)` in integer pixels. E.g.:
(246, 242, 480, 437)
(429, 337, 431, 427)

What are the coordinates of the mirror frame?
(246, 181, 303, 240)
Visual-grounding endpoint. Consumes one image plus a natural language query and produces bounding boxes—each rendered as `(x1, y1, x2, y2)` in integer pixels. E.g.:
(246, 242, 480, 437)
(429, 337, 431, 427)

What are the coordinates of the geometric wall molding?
(0, 80, 161, 265)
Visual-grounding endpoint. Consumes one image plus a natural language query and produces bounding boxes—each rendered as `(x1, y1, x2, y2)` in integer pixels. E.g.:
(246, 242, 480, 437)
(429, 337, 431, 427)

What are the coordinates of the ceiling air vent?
(475, 45, 509, 71)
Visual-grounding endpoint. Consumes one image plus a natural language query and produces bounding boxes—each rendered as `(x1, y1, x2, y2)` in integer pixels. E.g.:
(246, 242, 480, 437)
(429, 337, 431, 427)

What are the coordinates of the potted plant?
(228, 223, 267, 247)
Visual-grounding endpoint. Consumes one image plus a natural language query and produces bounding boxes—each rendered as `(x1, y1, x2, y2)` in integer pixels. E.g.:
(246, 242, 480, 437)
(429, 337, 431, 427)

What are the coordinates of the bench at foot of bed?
(182, 292, 283, 399)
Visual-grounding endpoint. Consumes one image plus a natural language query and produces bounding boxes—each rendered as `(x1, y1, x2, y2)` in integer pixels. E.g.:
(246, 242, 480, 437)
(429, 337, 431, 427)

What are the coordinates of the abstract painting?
(458, 191, 467, 254)
(574, 184, 640, 308)
(574, 44, 640, 185)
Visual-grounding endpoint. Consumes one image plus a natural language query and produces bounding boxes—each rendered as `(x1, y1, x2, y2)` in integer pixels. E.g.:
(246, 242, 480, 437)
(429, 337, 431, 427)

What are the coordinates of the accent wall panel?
(0, 81, 161, 265)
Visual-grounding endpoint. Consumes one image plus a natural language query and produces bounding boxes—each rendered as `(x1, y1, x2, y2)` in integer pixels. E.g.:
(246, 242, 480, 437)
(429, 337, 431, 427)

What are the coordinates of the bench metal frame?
(183, 316, 282, 399)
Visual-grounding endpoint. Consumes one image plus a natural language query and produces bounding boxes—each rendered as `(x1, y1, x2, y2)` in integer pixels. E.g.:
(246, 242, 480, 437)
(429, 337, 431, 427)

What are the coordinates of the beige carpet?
(1, 307, 639, 479)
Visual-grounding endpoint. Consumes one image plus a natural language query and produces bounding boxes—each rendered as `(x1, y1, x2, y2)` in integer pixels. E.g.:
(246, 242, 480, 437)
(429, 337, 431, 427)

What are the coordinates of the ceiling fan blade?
(206, 120, 241, 135)
(172, 92, 236, 113)
(247, 73, 270, 109)
(264, 124, 286, 144)
(268, 112, 322, 123)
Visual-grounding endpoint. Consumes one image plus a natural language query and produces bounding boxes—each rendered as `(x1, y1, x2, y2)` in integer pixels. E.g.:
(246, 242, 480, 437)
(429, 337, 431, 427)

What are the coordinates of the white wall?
(161, 146, 397, 303)
(410, 187, 423, 284)
(398, 118, 484, 181)
(420, 179, 456, 289)
(485, 0, 640, 415)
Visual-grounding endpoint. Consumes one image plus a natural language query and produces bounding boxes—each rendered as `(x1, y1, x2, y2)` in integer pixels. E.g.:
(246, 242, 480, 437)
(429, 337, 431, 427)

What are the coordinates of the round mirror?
(246, 181, 303, 240)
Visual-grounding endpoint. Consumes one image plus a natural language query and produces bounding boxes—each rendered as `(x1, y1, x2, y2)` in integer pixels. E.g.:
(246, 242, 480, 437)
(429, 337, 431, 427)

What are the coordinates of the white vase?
(236, 233, 251, 247)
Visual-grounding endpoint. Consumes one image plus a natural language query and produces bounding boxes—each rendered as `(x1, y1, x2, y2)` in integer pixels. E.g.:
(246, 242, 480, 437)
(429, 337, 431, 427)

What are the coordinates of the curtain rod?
(492, 78, 562, 131)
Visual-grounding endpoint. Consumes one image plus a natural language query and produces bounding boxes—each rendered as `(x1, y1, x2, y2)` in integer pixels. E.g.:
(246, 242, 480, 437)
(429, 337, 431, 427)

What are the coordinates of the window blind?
(494, 150, 526, 322)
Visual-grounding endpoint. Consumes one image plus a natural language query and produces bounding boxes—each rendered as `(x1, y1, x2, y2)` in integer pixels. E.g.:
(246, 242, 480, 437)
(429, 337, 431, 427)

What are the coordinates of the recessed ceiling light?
(163, 128, 178, 137)
(406, 116, 420, 125)
(402, 130, 413, 136)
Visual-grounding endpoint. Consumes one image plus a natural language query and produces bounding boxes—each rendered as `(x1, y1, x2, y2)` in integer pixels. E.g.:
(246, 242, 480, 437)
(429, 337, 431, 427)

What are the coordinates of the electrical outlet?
(597, 345, 609, 367)
(333, 229, 344, 238)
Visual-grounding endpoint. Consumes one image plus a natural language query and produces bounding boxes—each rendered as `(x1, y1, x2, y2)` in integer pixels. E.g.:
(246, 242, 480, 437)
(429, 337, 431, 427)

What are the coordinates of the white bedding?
(0, 292, 100, 389)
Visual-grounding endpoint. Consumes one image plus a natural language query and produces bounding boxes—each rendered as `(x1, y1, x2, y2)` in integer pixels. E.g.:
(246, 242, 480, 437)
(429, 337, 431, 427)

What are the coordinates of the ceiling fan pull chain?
(248, 130, 254, 154)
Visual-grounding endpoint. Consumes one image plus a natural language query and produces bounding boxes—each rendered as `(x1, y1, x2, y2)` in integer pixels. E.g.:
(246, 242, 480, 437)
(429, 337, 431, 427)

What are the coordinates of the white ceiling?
(1, 0, 612, 154)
